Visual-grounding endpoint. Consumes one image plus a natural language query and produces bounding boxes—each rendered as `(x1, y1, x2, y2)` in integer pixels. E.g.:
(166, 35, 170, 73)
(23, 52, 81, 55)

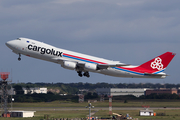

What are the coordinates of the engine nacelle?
(62, 61, 77, 70)
(84, 63, 97, 71)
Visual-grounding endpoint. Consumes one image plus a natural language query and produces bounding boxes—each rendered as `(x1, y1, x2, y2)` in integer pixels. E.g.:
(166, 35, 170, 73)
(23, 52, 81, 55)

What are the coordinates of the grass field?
(1, 109, 180, 120)
(1, 100, 180, 120)
(12, 99, 180, 108)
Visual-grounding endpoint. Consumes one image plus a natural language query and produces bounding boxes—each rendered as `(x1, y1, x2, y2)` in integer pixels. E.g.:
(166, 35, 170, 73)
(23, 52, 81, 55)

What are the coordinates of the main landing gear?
(77, 71, 90, 78)
(83, 71, 90, 78)
(77, 71, 83, 77)
(18, 54, 21, 61)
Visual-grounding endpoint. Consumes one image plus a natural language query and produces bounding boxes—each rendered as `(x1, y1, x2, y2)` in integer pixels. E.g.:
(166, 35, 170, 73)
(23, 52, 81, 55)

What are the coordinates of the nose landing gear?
(18, 54, 21, 61)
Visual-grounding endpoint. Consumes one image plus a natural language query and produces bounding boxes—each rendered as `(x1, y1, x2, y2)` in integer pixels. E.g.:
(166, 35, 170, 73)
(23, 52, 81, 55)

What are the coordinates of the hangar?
(96, 88, 146, 97)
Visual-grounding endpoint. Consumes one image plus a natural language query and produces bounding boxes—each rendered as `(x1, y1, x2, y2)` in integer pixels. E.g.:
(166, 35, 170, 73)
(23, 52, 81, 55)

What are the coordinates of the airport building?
(0, 87, 47, 95)
(9, 111, 36, 117)
(145, 88, 177, 95)
(23, 87, 47, 94)
(96, 88, 146, 97)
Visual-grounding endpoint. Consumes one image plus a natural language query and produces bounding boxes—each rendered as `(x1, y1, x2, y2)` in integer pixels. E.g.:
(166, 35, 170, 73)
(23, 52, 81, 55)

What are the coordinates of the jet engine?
(62, 61, 77, 70)
(84, 63, 97, 71)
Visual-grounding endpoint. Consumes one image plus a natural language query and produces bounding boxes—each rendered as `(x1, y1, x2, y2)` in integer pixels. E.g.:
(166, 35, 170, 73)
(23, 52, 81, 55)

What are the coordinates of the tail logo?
(151, 57, 163, 70)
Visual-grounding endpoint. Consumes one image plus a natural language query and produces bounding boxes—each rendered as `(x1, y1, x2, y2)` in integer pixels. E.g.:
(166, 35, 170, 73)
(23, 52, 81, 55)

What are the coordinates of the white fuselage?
(6, 38, 168, 78)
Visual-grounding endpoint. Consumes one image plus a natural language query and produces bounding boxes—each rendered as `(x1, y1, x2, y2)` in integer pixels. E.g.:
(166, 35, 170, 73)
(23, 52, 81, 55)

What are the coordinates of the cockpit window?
(17, 38, 21, 40)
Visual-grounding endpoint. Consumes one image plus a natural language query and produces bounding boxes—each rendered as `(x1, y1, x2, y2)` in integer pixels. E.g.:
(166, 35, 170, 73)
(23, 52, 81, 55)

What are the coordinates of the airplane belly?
(99, 68, 129, 77)
(99, 68, 144, 78)
(99, 68, 165, 78)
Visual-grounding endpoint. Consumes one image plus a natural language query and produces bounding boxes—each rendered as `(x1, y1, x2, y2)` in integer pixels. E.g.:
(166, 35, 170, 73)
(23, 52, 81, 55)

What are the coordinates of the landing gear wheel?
(18, 54, 21, 61)
(77, 71, 83, 77)
(87, 74, 90, 78)
(83, 71, 90, 78)
(18, 57, 21, 61)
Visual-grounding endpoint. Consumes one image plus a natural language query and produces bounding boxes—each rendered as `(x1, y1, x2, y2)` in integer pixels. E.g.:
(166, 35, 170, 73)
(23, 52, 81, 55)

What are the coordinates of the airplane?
(6, 38, 176, 78)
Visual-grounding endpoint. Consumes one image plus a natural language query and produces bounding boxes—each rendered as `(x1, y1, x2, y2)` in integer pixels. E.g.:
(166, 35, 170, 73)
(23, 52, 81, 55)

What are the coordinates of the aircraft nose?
(5, 40, 17, 49)
(6, 41, 11, 47)
(6, 41, 13, 48)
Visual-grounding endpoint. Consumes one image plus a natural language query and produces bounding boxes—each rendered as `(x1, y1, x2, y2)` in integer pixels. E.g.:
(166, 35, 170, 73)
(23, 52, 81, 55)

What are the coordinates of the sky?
(0, 0, 179, 84)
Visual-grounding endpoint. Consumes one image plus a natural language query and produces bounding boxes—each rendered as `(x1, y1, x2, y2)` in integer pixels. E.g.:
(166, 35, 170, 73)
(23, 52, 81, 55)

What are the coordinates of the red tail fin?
(139, 52, 176, 71)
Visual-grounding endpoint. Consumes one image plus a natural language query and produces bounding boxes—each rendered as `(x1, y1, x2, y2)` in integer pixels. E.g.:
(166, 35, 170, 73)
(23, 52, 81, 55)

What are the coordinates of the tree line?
(7, 82, 180, 102)
(11, 82, 180, 95)
(12, 82, 180, 94)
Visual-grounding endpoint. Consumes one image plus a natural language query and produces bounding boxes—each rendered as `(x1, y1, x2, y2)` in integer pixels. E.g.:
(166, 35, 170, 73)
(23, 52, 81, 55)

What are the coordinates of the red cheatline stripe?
(63, 53, 107, 64)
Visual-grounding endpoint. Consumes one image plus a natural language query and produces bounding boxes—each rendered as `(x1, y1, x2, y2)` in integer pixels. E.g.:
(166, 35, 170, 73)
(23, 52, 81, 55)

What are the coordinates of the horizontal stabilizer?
(144, 72, 168, 76)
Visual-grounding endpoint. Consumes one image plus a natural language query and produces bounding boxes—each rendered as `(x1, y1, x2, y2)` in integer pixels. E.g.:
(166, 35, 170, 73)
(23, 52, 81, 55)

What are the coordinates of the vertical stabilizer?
(139, 52, 176, 72)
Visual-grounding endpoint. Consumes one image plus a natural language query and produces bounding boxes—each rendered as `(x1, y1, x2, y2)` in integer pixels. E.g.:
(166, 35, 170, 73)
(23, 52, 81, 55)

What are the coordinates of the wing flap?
(97, 63, 130, 69)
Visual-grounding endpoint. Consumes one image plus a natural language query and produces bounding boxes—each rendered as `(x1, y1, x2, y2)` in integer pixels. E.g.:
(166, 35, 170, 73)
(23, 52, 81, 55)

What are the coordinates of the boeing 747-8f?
(6, 38, 176, 78)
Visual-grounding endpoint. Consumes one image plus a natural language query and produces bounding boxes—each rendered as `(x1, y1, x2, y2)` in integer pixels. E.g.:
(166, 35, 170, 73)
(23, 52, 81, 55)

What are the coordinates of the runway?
(5, 107, 180, 111)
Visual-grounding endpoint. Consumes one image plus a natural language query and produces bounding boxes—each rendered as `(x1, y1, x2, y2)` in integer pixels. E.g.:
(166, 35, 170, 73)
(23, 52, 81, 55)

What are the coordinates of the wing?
(52, 57, 130, 70)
